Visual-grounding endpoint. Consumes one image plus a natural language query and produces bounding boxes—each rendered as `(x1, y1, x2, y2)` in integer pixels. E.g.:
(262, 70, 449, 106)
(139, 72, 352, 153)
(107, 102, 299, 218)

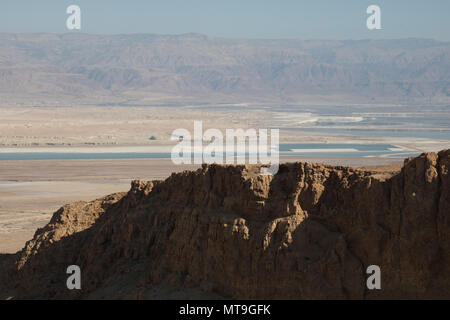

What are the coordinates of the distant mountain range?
(0, 33, 449, 106)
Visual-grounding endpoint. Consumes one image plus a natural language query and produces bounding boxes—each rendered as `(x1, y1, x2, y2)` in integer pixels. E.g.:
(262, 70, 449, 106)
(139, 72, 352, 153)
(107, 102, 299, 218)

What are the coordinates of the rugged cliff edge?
(1, 150, 449, 299)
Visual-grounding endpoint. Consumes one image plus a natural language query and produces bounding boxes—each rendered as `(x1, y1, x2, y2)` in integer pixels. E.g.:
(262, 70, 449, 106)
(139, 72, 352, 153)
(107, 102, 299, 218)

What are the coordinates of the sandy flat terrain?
(1, 106, 448, 152)
(0, 181, 129, 254)
(0, 159, 200, 253)
(0, 106, 272, 148)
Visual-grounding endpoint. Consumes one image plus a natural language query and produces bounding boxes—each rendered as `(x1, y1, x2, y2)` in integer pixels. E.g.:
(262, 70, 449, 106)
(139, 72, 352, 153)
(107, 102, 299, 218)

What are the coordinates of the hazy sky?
(1, 0, 449, 40)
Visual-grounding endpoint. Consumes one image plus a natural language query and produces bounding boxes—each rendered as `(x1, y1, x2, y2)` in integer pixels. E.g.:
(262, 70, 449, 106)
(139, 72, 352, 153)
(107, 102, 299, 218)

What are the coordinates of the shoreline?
(0, 145, 175, 154)
(0, 143, 426, 162)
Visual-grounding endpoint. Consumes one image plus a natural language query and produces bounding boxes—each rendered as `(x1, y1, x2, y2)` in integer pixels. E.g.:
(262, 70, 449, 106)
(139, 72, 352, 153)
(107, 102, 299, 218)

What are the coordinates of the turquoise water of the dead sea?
(0, 144, 420, 161)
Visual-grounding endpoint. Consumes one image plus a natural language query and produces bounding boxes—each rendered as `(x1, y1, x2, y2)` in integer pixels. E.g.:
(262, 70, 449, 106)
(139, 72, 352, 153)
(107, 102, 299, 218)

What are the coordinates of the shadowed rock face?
(1, 150, 449, 300)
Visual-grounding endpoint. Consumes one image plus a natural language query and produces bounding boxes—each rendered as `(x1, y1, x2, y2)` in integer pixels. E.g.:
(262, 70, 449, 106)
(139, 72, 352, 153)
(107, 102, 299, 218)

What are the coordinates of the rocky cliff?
(1, 150, 449, 299)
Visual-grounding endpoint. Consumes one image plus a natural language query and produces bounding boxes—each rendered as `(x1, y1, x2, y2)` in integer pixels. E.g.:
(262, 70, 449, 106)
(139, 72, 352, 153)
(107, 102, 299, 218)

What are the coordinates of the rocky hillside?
(1, 34, 449, 105)
(1, 150, 449, 299)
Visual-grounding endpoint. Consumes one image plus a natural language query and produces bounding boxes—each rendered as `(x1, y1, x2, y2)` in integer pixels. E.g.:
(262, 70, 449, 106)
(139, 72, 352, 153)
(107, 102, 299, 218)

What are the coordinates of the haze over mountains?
(0, 33, 449, 106)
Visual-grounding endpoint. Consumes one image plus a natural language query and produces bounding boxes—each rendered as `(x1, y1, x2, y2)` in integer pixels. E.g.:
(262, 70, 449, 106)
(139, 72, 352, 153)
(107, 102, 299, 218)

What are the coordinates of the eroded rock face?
(1, 150, 449, 299)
